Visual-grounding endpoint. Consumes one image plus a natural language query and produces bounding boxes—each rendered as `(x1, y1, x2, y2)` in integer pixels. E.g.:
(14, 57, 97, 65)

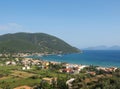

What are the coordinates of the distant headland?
(0, 32, 80, 54)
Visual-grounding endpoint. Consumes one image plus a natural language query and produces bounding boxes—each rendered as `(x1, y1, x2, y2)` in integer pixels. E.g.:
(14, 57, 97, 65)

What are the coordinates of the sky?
(0, 0, 120, 48)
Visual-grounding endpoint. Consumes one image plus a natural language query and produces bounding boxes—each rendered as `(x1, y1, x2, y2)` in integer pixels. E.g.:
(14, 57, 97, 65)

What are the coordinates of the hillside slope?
(0, 32, 80, 54)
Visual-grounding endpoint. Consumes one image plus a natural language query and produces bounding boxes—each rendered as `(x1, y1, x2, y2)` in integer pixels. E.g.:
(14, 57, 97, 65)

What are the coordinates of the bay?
(31, 50, 120, 67)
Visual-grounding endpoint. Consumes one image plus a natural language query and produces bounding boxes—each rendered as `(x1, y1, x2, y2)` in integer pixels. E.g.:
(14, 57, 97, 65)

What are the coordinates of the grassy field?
(0, 65, 40, 88)
(0, 65, 68, 88)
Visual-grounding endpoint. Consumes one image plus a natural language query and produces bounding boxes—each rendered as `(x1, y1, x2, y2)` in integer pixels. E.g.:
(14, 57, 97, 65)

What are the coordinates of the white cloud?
(0, 23, 31, 34)
(0, 23, 23, 31)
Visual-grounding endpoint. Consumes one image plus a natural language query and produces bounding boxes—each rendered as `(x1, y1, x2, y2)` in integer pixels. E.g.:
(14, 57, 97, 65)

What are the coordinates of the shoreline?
(1, 51, 119, 68)
(28, 56, 119, 69)
(27, 53, 120, 68)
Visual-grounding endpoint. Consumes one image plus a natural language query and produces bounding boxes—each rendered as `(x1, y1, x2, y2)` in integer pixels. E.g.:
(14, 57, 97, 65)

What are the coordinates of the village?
(0, 54, 119, 89)
(4, 57, 118, 74)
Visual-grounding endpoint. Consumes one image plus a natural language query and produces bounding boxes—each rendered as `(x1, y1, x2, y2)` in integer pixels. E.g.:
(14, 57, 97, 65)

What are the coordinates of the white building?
(22, 66, 31, 70)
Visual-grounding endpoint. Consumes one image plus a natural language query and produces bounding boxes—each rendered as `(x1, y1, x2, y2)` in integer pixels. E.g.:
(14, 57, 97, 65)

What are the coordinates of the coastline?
(28, 56, 119, 69)
(3, 50, 119, 68)
(28, 50, 120, 68)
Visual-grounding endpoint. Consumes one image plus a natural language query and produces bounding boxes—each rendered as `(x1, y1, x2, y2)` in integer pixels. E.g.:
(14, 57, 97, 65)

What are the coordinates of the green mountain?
(0, 32, 80, 54)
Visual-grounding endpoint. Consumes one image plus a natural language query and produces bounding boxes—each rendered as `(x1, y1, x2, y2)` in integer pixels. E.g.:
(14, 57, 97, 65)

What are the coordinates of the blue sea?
(32, 50, 120, 67)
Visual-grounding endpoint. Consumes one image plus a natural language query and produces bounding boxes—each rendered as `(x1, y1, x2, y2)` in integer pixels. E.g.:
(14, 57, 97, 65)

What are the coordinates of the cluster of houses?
(58, 63, 118, 75)
(4, 57, 118, 74)
(4, 57, 62, 71)
(96, 67, 118, 73)
(59, 63, 88, 74)
(85, 67, 118, 76)
(21, 58, 53, 70)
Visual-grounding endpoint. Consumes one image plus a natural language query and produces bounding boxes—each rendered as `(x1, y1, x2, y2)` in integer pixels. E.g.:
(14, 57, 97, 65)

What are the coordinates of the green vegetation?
(72, 74, 120, 89)
(72, 68, 120, 89)
(0, 64, 69, 89)
(0, 62, 120, 89)
(0, 56, 119, 89)
(0, 32, 80, 54)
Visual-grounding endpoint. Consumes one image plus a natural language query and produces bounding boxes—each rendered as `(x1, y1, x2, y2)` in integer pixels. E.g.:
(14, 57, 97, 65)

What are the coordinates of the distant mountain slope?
(84, 45, 120, 50)
(0, 32, 80, 54)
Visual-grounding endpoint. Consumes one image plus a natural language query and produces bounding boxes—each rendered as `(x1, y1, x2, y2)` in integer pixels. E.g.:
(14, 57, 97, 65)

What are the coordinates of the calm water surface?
(31, 50, 120, 67)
